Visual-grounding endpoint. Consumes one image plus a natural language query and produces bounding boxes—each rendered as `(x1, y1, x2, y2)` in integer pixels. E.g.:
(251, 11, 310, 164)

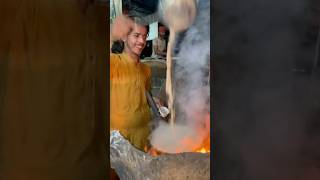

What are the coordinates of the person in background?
(152, 25, 168, 58)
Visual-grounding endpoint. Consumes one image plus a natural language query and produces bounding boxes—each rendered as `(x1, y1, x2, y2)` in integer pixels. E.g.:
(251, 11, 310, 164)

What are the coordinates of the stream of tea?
(165, 28, 176, 126)
(163, 0, 197, 126)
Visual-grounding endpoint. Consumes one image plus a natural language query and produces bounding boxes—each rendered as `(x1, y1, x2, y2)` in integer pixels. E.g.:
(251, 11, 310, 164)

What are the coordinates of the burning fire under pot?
(110, 131, 210, 180)
(145, 91, 210, 155)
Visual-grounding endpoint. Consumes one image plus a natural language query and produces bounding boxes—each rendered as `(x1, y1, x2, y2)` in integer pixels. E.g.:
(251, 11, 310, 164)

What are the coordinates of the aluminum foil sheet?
(110, 130, 210, 180)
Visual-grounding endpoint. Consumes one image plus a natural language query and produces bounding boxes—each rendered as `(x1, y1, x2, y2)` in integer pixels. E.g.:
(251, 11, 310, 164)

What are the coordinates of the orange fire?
(196, 147, 209, 153)
(194, 113, 211, 153)
(147, 145, 210, 156)
(146, 113, 211, 156)
(147, 139, 210, 156)
(147, 147, 163, 156)
(194, 132, 211, 154)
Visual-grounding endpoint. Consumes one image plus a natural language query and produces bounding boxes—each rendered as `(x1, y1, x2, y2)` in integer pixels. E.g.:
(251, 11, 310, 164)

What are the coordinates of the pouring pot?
(158, 0, 197, 32)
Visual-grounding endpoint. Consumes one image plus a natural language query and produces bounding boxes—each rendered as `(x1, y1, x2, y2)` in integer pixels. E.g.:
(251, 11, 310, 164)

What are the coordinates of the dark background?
(212, 0, 320, 179)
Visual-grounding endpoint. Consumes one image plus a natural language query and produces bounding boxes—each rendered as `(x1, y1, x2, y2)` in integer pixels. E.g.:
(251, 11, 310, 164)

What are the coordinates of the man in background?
(152, 25, 168, 59)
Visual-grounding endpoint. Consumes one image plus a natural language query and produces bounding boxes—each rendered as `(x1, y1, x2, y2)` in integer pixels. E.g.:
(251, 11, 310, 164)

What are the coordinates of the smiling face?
(123, 24, 148, 60)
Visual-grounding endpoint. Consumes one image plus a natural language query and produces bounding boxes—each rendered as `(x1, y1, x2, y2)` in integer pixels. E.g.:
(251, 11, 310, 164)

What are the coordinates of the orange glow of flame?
(146, 134, 210, 156)
(196, 147, 210, 153)
(194, 113, 211, 154)
(146, 113, 211, 155)
(146, 146, 164, 156)
(194, 134, 211, 154)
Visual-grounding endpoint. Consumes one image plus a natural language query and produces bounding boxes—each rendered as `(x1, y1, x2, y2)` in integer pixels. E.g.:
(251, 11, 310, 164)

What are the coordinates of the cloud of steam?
(150, 121, 206, 153)
(150, 0, 210, 153)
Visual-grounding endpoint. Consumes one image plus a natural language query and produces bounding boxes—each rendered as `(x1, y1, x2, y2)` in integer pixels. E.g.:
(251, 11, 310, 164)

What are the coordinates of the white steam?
(150, 0, 210, 153)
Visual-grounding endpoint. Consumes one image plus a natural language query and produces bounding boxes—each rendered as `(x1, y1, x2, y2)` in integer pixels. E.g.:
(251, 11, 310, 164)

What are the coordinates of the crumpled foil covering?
(110, 130, 210, 180)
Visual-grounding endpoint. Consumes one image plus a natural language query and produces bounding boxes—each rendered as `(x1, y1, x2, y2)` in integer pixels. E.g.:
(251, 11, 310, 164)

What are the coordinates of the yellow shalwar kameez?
(110, 53, 152, 151)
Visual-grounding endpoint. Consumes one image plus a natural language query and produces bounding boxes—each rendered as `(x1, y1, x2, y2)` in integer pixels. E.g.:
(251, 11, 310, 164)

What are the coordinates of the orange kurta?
(110, 53, 151, 151)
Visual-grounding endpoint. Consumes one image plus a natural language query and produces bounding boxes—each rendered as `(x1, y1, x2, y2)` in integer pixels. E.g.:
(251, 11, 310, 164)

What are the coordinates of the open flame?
(194, 113, 211, 154)
(147, 113, 211, 156)
(147, 147, 163, 156)
(194, 134, 210, 154)
(196, 147, 210, 153)
(146, 140, 210, 156)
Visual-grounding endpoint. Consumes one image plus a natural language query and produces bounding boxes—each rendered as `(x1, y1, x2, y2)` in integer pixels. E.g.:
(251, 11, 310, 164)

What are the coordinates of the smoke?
(150, 0, 210, 153)
(213, 0, 320, 179)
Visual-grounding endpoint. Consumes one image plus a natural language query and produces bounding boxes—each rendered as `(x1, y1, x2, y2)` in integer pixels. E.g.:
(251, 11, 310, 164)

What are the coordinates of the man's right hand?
(111, 15, 135, 42)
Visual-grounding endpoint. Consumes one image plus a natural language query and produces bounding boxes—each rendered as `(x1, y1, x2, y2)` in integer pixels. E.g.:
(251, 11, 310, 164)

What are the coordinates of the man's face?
(159, 26, 166, 38)
(124, 24, 148, 57)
